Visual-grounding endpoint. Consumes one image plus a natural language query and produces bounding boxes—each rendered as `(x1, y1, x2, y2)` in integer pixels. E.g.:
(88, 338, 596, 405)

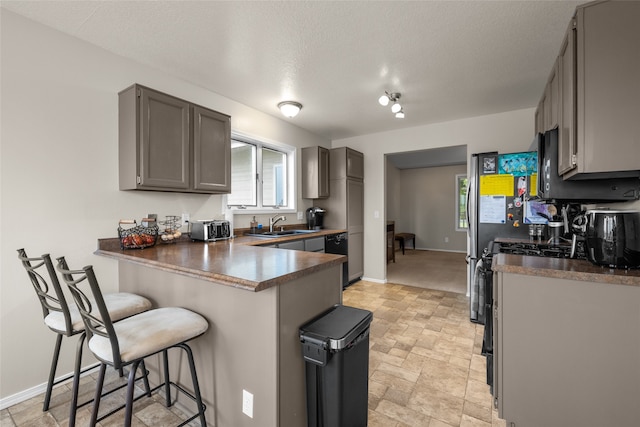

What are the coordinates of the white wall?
(0, 11, 329, 402)
(387, 164, 467, 252)
(333, 107, 537, 282)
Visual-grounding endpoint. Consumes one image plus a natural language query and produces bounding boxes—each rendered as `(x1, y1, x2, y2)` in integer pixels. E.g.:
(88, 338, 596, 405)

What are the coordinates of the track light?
(379, 91, 404, 118)
(278, 101, 302, 118)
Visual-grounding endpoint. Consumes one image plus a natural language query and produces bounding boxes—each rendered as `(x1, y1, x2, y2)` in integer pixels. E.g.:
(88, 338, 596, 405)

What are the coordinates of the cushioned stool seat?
(56, 256, 209, 427)
(44, 293, 151, 334)
(89, 307, 208, 364)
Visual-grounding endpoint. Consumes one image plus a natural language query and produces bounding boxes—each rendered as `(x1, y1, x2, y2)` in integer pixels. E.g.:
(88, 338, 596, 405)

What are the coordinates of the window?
(456, 174, 468, 231)
(227, 134, 294, 211)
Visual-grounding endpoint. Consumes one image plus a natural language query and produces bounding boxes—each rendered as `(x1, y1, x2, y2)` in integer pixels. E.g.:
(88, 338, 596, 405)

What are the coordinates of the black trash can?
(299, 304, 373, 427)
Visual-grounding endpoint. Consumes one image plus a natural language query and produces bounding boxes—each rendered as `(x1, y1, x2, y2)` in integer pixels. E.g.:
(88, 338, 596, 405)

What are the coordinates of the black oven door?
(480, 262, 494, 394)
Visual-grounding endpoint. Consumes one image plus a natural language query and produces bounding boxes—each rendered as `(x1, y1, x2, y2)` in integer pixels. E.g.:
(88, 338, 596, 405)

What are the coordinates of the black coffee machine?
(306, 207, 326, 230)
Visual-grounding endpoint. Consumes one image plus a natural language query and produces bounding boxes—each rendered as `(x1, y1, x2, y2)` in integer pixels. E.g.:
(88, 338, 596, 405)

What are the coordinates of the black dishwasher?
(325, 233, 348, 288)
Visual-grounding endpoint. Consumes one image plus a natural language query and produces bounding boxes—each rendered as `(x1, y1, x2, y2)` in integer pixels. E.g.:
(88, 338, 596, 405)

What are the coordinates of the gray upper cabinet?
(301, 146, 329, 199)
(330, 147, 364, 180)
(535, 59, 559, 135)
(557, 23, 576, 176)
(119, 84, 231, 193)
(192, 105, 231, 193)
(551, 1, 640, 179)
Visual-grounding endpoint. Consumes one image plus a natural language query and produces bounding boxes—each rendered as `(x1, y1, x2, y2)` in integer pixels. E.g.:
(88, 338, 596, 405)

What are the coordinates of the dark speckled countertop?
(96, 229, 347, 292)
(492, 253, 640, 287)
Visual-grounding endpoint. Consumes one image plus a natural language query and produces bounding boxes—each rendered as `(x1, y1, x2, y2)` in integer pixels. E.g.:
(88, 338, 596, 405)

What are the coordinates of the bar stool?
(56, 256, 209, 427)
(17, 249, 152, 427)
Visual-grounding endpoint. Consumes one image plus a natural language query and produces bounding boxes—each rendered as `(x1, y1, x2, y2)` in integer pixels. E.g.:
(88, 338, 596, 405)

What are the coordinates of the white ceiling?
(2, 0, 584, 141)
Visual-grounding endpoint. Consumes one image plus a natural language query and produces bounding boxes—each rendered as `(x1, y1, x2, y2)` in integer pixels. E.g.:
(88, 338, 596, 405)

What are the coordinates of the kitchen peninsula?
(95, 232, 346, 427)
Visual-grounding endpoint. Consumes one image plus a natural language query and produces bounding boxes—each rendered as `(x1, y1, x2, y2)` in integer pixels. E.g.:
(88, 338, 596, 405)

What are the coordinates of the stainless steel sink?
(245, 229, 319, 238)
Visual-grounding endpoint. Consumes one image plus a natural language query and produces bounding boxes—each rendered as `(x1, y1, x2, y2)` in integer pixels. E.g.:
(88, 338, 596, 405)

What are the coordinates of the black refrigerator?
(467, 151, 543, 323)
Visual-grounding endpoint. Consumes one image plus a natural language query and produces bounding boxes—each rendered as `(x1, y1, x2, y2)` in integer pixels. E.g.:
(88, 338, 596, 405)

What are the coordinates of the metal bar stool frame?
(56, 256, 208, 427)
(17, 249, 152, 427)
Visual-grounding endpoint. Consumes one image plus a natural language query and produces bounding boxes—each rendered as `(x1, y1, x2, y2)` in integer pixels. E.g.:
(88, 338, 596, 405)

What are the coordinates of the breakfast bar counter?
(96, 235, 346, 291)
(95, 236, 346, 427)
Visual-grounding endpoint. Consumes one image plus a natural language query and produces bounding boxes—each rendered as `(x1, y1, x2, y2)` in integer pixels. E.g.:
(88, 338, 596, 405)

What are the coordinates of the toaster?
(190, 220, 231, 242)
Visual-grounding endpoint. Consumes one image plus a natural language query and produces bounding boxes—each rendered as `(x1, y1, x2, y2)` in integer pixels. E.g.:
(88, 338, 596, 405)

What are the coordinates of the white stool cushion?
(44, 293, 152, 334)
(88, 307, 209, 364)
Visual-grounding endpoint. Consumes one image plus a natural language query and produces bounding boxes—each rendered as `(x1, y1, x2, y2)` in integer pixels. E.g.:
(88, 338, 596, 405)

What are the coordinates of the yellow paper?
(530, 173, 538, 196)
(480, 174, 514, 196)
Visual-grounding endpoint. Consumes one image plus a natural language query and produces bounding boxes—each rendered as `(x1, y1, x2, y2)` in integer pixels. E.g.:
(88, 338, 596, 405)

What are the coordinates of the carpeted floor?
(387, 249, 468, 294)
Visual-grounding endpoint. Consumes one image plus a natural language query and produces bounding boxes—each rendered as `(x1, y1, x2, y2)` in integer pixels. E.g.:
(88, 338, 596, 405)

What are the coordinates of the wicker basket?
(118, 221, 159, 250)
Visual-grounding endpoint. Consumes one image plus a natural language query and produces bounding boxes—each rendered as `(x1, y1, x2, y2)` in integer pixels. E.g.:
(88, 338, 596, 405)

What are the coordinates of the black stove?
(491, 239, 586, 260)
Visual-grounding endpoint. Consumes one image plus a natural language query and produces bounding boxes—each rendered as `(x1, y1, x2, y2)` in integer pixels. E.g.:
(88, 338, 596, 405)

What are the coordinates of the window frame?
(226, 132, 296, 214)
(455, 173, 469, 231)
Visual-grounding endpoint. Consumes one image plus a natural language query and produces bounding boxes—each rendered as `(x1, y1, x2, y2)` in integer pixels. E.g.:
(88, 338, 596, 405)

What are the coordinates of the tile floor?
(1, 280, 504, 427)
(343, 280, 505, 427)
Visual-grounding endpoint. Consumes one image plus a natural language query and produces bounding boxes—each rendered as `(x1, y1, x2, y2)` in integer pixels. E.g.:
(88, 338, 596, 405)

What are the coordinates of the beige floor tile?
(463, 400, 492, 423)
(407, 385, 464, 426)
(368, 408, 401, 427)
(464, 379, 493, 408)
(376, 362, 420, 383)
(460, 414, 492, 427)
(376, 399, 432, 427)
(429, 418, 456, 427)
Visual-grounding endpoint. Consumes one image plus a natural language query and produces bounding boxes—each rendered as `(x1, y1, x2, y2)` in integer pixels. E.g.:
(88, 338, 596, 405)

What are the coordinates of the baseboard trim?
(360, 276, 386, 284)
(0, 363, 100, 410)
(414, 247, 466, 254)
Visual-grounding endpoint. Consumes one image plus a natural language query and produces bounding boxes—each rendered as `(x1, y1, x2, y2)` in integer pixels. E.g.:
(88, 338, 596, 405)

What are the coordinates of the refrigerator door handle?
(468, 154, 479, 258)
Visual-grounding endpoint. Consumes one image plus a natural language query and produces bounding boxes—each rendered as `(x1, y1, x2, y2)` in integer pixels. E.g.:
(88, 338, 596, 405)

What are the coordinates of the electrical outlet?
(182, 213, 190, 225)
(242, 389, 253, 418)
(374, 210, 380, 219)
(297, 211, 303, 220)
(445, 237, 449, 243)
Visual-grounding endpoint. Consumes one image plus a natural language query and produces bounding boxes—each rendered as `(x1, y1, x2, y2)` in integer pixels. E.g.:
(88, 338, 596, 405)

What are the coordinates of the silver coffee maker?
(306, 207, 326, 230)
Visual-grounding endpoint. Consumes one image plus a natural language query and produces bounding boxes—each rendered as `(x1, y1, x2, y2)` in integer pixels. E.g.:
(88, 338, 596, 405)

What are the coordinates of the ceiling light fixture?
(278, 101, 303, 118)
(379, 91, 404, 118)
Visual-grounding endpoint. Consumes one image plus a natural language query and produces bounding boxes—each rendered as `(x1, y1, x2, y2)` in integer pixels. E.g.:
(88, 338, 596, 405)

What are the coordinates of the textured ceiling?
(2, 0, 584, 141)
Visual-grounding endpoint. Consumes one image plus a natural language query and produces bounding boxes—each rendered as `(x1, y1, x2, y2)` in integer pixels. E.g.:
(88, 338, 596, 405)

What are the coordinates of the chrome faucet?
(269, 215, 286, 232)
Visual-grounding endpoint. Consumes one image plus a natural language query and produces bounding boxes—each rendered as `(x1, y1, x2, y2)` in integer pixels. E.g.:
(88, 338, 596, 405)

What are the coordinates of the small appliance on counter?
(190, 220, 231, 242)
(306, 207, 326, 230)
(573, 209, 640, 268)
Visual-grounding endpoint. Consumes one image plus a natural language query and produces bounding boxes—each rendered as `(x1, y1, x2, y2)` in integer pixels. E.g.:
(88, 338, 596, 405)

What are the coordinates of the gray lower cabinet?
(538, 1, 640, 179)
(277, 240, 305, 251)
(301, 146, 329, 199)
(304, 236, 325, 253)
(493, 272, 640, 426)
(119, 84, 231, 193)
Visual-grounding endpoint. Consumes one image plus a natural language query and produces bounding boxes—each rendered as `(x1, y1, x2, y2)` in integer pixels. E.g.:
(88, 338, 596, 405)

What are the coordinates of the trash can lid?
(300, 305, 373, 351)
